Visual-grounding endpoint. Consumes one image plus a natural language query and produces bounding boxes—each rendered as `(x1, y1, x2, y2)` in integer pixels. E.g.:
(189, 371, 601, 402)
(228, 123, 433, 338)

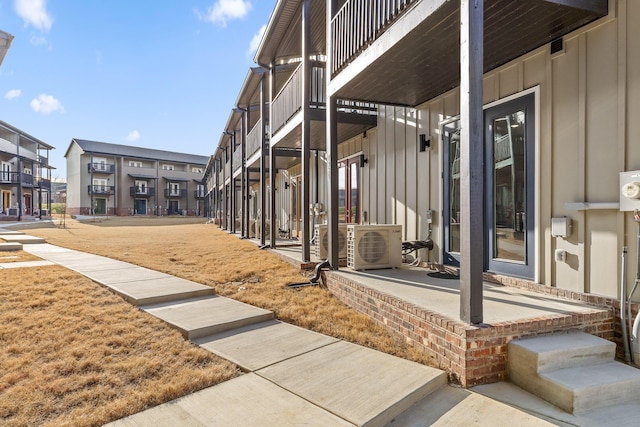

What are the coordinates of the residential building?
(209, 0, 640, 386)
(0, 120, 54, 220)
(65, 139, 208, 216)
(0, 29, 13, 67)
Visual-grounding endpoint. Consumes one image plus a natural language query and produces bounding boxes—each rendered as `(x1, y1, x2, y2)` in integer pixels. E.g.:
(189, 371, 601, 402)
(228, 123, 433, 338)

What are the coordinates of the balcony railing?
(194, 190, 206, 199)
(37, 178, 51, 190)
(88, 185, 114, 195)
(233, 146, 243, 173)
(247, 119, 262, 159)
(130, 186, 155, 197)
(224, 160, 231, 180)
(88, 163, 115, 173)
(38, 155, 49, 167)
(164, 188, 187, 198)
(272, 63, 303, 134)
(331, 0, 416, 75)
(0, 171, 16, 184)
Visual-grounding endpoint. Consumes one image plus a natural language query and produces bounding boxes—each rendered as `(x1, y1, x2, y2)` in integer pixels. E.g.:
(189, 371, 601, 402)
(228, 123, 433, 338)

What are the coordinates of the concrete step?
(508, 332, 640, 414)
(541, 361, 640, 413)
(509, 332, 615, 374)
(257, 341, 447, 427)
(0, 242, 22, 251)
(0, 234, 46, 244)
(143, 296, 274, 339)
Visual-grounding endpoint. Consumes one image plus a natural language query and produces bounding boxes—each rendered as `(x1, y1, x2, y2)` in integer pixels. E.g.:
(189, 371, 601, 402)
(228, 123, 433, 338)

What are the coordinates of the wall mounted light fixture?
(419, 134, 431, 152)
(359, 154, 368, 168)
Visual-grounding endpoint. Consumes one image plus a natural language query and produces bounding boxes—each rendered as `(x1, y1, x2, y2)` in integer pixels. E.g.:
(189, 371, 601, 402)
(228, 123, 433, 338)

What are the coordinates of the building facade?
(65, 139, 208, 217)
(0, 120, 54, 220)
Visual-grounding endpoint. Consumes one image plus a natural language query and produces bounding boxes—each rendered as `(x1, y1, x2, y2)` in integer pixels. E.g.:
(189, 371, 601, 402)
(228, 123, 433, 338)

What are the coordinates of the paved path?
(20, 241, 640, 426)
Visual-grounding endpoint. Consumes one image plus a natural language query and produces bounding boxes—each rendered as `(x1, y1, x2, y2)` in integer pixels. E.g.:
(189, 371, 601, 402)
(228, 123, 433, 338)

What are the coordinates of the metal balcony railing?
(247, 119, 263, 159)
(88, 185, 114, 195)
(88, 163, 115, 173)
(164, 188, 187, 198)
(272, 63, 302, 134)
(331, 0, 416, 75)
(0, 171, 17, 184)
(194, 190, 206, 199)
(233, 146, 243, 173)
(37, 178, 51, 189)
(130, 186, 155, 197)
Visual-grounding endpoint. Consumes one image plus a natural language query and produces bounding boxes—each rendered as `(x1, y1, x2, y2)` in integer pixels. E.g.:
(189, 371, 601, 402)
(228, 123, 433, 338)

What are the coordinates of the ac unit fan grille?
(322, 229, 346, 252)
(358, 231, 388, 264)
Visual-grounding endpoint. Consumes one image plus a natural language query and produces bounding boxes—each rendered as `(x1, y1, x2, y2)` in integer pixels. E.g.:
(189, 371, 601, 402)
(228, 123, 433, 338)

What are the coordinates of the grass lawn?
(3, 216, 435, 425)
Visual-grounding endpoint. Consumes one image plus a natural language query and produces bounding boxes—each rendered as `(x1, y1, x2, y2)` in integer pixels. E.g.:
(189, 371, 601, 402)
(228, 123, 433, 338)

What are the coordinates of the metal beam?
(459, 0, 484, 324)
(326, 0, 339, 269)
(301, 0, 312, 262)
(260, 74, 268, 246)
(269, 62, 277, 248)
(273, 148, 302, 157)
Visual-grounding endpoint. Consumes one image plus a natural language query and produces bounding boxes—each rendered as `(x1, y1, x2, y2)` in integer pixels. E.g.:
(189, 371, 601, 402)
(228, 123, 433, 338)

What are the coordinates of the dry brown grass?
(7, 216, 435, 425)
(0, 265, 240, 427)
(0, 250, 42, 263)
(26, 217, 434, 363)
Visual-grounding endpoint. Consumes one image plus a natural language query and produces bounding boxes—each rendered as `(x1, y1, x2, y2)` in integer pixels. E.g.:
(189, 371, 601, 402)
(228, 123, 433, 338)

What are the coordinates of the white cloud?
(14, 0, 53, 32)
(196, 0, 252, 27)
(5, 89, 21, 100)
(30, 93, 64, 114)
(126, 130, 140, 142)
(247, 24, 266, 57)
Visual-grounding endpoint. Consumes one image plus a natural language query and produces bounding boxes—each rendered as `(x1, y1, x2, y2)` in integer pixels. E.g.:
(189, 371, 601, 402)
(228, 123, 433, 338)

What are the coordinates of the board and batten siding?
(358, 1, 638, 299)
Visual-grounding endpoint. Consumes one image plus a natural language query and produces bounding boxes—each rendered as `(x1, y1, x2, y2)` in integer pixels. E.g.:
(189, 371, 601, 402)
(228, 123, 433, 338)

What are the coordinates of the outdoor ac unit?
(314, 224, 348, 259)
(347, 224, 403, 270)
(7, 208, 18, 216)
(255, 220, 270, 239)
(249, 219, 257, 238)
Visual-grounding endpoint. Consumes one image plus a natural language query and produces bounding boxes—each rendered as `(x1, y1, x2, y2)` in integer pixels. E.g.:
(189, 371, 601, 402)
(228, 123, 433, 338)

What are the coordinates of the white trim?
(437, 86, 541, 281)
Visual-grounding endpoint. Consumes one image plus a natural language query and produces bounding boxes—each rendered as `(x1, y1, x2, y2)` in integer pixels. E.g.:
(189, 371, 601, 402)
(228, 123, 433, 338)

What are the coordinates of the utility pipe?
(621, 246, 631, 363)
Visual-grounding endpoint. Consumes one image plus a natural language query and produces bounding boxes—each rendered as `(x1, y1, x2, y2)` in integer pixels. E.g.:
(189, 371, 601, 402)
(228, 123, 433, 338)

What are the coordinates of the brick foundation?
(322, 270, 614, 387)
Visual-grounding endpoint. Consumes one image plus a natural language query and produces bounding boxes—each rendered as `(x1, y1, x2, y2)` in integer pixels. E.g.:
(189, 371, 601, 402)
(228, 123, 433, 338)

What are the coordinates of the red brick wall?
(323, 271, 614, 387)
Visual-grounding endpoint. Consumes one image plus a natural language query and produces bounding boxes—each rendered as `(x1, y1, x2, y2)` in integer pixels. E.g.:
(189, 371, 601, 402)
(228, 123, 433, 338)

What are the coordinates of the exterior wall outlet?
(555, 249, 567, 262)
(426, 209, 433, 224)
(551, 216, 571, 238)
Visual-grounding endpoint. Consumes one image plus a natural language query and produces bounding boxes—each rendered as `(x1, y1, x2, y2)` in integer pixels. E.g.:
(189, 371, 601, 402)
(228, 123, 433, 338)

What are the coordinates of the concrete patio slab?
(0, 260, 55, 269)
(390, 384, 559, 426)
(194, 319, 339, 371)
(0, 242, 22, 251)
(1, 234, 45, 244)
(0, 229, 24, 235)
(257, 341, 447, 427)
(144, 296, 274, 339)
(106, 373, 355, 427)
(107, 276, 214, 306)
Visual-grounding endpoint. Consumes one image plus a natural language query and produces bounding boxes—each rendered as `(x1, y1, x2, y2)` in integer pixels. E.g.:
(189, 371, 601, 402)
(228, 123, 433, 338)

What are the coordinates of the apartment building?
(0, 120, 54, 220)
(65, 139, 208, 217)
(207, 0, 640, 388)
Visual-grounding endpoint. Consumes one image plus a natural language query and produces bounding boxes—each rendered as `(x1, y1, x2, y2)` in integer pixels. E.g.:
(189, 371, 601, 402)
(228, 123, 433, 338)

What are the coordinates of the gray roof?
(67, 139, 209, 165)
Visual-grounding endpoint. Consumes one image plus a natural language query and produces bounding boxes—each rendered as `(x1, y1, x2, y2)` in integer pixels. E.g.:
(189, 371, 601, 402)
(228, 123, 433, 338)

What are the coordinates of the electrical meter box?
(620, 170, 640, 211)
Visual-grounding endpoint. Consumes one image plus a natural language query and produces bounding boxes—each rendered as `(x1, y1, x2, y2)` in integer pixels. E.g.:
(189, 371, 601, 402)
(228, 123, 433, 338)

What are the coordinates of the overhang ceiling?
(332, 0, 608, 106)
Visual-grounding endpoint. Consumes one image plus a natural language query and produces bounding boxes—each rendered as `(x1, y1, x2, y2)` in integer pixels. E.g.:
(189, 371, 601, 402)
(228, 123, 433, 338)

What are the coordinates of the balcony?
(38, 155, 49, 167)
(246, 119, 262, 159)
(194, 190, 206, 199)
(88, 163, 115, 174)
(164, 188, 187, 198)
(331, 0, 416, 76)
(88, 185, 114, 195)
(130, 186, 155, 197)
(233, 146, 243, 173)
(0, 171, 16, 184)
(271, 64, 327, 135)
(37, 178, 51, 190)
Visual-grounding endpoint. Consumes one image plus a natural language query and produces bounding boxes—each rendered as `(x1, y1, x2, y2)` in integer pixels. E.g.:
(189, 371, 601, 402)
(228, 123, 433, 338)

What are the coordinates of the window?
(129, 160, 143, 167)
(162, 164, 174, 171)
(1, 162, 11, 182)
(135, 180, 148, 194)
(93, 157, 107, 171)
(93, 178, 108, 193)
(23, 168, 32, 175)
(196, 184, 205, 197)
(169, 182, 180, 196)
(192, 167, 203, 174)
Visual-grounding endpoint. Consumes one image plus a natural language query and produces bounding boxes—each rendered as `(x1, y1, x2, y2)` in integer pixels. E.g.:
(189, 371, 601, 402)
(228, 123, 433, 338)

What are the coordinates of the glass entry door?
(338, 157, 360, 223)
(443, 93, 535, 279)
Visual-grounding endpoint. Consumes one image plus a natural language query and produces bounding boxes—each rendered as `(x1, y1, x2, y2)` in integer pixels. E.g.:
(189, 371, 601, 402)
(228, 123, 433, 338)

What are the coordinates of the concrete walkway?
(20, 242, 640, 426)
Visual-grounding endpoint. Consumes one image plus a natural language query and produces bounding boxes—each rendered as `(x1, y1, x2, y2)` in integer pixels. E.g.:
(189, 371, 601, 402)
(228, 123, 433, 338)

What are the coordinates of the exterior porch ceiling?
(255, 0, 326, 67)
(331, 0, 608, 107)
(271, 113, 377, 151)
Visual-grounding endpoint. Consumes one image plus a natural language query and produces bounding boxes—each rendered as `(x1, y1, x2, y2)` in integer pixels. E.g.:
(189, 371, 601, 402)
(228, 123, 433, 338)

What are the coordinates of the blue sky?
(0, 0, 276, 180)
